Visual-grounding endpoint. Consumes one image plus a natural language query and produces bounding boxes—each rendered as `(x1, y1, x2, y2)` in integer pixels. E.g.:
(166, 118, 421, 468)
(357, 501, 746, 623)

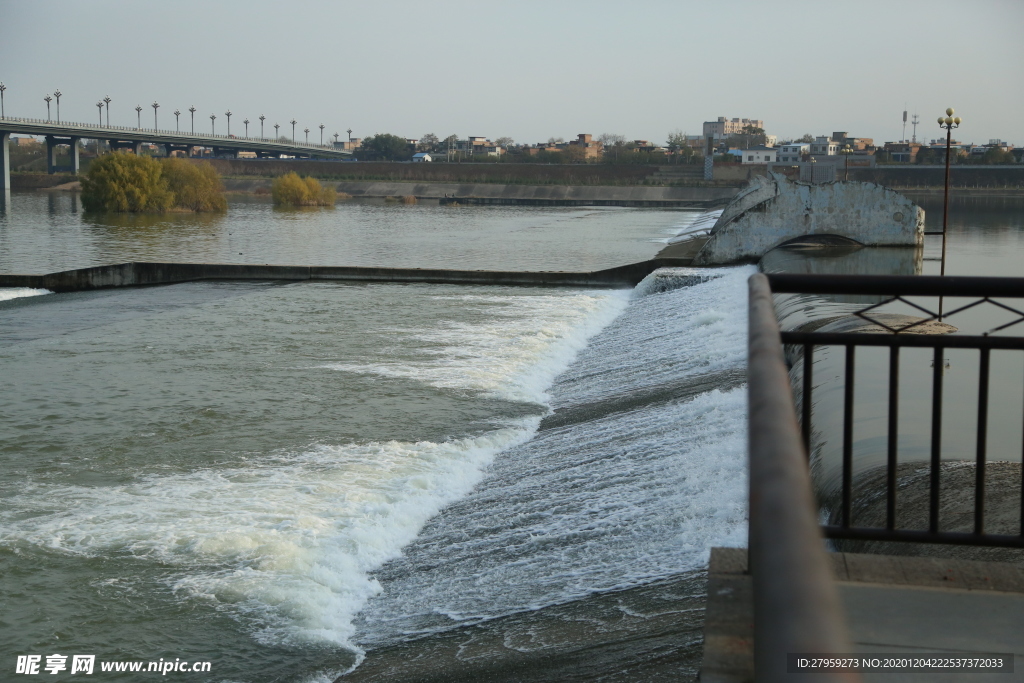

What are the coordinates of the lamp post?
(304, 127, 310, 143)
(319, 124, 325, 145)
(103, 96, 111, 126)
(840, 144, 853, 181)
(290, 119, 297, 142)
(937, 107, 962, 280)
(259, 115, 265, 139)
(0, 82, 6, 119)
(96, 101, 104, 125)
(225, 110, 232, 136)
(44, 95, 52, 121)
(333, 132, 339, 144)
(54, 90, 61, 123)
(210, 113, 216, 135)
(347, 128, 352, 142)
(274, 123, 280, 140)
(135, 105, 142, 130)
(243, 118, 249, 138)
(174, 109, 180, 132)
(189, 106, 196, 133)
(152, 101, 159, 130)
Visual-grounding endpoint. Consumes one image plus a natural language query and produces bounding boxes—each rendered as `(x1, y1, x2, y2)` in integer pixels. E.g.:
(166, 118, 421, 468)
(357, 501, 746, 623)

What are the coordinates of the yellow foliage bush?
(81, 152, 226, 213)
(271, 172, 336, 207)
(81, 152, 173, 213)
(161, 158, 227, 212)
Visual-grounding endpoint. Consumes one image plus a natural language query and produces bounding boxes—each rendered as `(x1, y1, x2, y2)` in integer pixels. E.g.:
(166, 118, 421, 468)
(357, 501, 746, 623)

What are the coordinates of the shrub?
(161, 158, 227, 211)
(81, 152, 227, 213)
(271, 172, 335, 206)
(402, 195, 417, 204)
(81, 152, 173, 212)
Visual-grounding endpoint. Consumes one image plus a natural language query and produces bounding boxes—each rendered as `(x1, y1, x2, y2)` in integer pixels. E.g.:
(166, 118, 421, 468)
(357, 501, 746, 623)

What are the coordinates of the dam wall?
(220, 178, 738, 206)
(0, 259, 691, 293)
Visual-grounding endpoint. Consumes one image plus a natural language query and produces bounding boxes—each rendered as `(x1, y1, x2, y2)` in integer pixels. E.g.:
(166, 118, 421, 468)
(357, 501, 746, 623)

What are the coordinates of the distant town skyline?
(1, 0, 1022, 147)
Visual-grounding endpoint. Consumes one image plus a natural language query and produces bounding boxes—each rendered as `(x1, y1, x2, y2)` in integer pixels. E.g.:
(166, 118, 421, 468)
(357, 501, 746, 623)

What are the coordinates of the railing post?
(748, 273, 858, 682)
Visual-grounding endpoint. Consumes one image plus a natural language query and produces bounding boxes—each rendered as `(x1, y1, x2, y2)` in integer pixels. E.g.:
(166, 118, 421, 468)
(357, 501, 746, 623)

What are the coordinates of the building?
(567, 133, 603, 160)
(411, 152, 432, 162)
(740, 146, 777, 164)
(777, 142, 810, 163)
(703, 117, 764, 142)
(810, 136, 841, 156)
(454, 136, 502, 157)
(882, 141, 922, 163)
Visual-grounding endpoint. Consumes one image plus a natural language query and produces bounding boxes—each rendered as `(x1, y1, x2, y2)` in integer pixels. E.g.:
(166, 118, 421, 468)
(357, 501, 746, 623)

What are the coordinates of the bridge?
(0, 116, 352, 190)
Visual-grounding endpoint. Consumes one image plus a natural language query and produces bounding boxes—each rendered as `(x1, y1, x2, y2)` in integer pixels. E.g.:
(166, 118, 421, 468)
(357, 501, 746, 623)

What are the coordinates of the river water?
(0, 191, 1020, 682)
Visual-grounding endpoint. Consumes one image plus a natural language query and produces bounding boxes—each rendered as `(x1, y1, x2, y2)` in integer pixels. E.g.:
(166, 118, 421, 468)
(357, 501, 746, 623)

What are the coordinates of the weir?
(0, 258, 695, 293)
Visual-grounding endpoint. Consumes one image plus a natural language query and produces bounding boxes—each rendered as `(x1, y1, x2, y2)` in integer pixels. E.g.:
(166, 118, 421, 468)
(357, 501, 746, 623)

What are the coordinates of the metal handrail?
(0, 115, 338, 151)
(748, 273, 858, 683)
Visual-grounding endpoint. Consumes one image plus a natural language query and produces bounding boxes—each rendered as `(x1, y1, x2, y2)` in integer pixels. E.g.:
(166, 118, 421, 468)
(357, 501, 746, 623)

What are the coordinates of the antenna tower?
(911, 114, 920, 143)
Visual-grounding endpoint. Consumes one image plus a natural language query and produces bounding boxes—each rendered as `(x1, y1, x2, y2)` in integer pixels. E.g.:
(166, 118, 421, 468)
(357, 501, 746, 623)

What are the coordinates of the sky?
(1, 0, 1022, 147)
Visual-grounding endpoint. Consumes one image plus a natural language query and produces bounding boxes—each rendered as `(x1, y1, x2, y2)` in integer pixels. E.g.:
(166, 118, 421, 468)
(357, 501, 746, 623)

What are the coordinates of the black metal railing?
(766, 272, 1024, 549)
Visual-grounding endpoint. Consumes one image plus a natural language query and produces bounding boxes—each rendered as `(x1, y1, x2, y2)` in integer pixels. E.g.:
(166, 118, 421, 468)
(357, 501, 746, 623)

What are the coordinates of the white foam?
(0, 424, 538, 654)
(666, 209, 722, 243)
(322, 290, 631, 404)
(0, 287, 52, 302)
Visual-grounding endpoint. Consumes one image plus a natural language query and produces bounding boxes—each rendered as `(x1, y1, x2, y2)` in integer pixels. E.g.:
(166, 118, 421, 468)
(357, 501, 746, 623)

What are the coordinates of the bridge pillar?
(69, 137, 80, 174)
(46, 136, 58, 174)
(133, 141, 143, 156)
(1, 131, 10, 190)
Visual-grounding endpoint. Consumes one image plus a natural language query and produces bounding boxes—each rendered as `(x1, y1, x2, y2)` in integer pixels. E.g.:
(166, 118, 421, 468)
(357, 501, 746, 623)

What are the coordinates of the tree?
(359, 133, 412, 161)
(161, 158, 226, 212)
(81, 152, 173, 212)
(495, 136, 514, 148)
(666, 130, 698, 164)
(797, 133, 815, 143)
(418, 133, 439, 152)
(562, 145, 587, 164)
(272, 172, 335, 207)
(598, 134, 627, 163)
(547, 137, 565, 145)
(980, 147, 1015, 164)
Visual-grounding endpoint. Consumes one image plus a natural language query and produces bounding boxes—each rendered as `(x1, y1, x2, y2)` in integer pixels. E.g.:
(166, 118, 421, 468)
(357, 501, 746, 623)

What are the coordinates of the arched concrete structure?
(692, 174, 925, 266)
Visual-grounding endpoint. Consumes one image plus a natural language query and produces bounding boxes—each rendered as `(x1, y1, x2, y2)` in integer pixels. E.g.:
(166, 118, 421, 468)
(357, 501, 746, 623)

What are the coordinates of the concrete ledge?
(0, 258, 694, 293)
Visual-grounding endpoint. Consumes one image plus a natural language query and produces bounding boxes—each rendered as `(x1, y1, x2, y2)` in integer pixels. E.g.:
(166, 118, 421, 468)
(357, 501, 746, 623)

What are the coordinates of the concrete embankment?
(0, 259, 694, 293)
(222, 178, 738, 207)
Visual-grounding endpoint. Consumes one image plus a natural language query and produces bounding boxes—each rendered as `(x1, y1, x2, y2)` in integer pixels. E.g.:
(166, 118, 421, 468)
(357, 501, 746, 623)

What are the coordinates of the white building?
(741, 146, 777, 164)
(810, 136, 840, 156)
(411, 152, 432, 162)
(777, 142, 810, 163)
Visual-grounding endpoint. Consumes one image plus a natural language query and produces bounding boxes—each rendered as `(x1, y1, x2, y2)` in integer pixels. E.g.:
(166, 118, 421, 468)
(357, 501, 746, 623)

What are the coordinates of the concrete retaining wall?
(0, 259, 691, 293)
(221, 178, 739, 206)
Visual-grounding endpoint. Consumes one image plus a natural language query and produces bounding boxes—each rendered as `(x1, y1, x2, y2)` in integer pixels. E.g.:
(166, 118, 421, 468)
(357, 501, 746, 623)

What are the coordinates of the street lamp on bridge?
(304, 127, 310, 143)
(53, 90, 61, 123)
(210, 113, 216, 135)
(135, 105, 142, 130)
(174, 109, 181, 132)
(152, 101, 160, 130)
(225, 110, 232, 136)
(274, 123, 280, 140)
(243, 118, 249, 138)
(103, 96, 111, 126)
(347, 128, 352, 142)
(44, 95, 52, 121)
(96, 101, 103, 125)
(0, 82, 6, 119)
(290, 119, 297, 142)
(259, 115, 266, 139)
(189, 106, 196, 133)
(334, 132, 339, 144)
(319, 124, 325, 145)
